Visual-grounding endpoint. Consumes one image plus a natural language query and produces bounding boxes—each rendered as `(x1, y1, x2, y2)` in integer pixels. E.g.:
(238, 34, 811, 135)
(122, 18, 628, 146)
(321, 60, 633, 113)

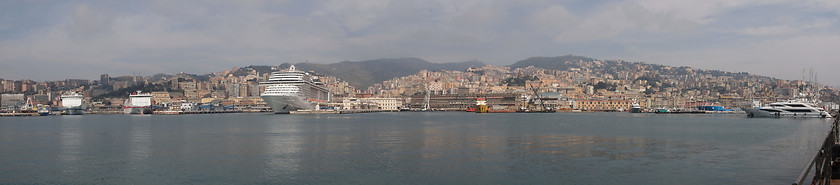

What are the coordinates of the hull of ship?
(124, 107, 152, 114)
(63, 108, 86, 115)
(743, 108, 829, 118)
(261, 95, 313, 114)
(629, 107, 642, 113)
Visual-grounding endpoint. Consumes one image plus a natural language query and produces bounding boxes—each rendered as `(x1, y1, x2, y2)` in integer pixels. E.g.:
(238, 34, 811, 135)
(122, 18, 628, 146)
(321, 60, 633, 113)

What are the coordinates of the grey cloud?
(64, 4, 114, 41)
(0, 0, 839, 86)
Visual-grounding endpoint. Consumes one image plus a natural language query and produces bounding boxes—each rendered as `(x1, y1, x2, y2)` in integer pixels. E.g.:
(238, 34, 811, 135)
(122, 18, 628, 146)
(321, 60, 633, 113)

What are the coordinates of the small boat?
(475, 98, 489, 113)
(465, 107, 476, 112)
(37, 107, 50, 116)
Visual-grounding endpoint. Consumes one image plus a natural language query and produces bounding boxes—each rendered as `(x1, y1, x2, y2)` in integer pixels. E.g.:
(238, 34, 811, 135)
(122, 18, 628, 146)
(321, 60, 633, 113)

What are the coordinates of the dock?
(87, 110, 123, 114)
(290, 109, 399, 114)
(793, 116, 840, 185)
(632, 110, 746, 114)
(0, 112, 40, 117)
(153, 110, 243, 115)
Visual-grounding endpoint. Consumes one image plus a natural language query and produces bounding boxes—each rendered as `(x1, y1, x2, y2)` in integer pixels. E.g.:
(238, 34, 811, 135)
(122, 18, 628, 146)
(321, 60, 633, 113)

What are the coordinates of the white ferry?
(124, 91, 153, 114)
(743, 101, 831, 118)
(260, 65, 331, 114)
(60, 92, 86, 115)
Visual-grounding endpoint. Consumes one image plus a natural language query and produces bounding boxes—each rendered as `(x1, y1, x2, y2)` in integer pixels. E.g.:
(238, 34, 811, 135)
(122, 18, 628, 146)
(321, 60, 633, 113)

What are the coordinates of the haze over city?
(1, 0, 839, 86)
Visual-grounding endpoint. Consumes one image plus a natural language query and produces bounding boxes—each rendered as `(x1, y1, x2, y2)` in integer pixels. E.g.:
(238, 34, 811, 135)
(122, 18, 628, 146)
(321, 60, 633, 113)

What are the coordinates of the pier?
(290, 109, 399, 114)
(154, 110, 243, 115)
(0, 112, 40, 117)
(793, 116, 840, 185)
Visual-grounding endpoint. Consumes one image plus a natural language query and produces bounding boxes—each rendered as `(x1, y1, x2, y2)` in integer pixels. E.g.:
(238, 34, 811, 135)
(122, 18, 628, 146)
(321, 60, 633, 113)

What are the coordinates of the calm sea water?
(0, 112, 832, 184)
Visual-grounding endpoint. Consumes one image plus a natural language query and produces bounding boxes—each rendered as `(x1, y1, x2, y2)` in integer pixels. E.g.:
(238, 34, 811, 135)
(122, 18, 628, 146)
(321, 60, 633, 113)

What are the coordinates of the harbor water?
(0, 112, 832, 184)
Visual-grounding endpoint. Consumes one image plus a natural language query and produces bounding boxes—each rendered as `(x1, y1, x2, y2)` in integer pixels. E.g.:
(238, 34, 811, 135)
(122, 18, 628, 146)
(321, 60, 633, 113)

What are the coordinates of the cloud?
(737, 25, 799, 36)
(736, 20, 831, 36)
(808, 0, 840, 14)
(530, 5, 578, 33)
(64, 4, 114, 41)
(0, 0, 839, 86)
(549, 0, 799, 42)
(633, 33, 840, 85)
(549, 0, 717, 42)
(312, 0, 392, 32)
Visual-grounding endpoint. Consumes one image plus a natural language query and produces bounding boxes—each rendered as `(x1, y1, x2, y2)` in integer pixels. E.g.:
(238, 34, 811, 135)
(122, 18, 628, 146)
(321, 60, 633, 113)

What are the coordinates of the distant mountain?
(291, 58, 485, 88)
(510, 55, 597, 70)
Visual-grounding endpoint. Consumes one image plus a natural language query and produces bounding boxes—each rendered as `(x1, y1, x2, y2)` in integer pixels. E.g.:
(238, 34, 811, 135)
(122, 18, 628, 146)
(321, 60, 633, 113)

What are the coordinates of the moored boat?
(629, 103, 642, 113)
(743, 100, 830, 118)
(61, 92, 86, 115)
(465, 107, 476, 112)
(124, 91, 153, 114)
(260, 65, 331, 114)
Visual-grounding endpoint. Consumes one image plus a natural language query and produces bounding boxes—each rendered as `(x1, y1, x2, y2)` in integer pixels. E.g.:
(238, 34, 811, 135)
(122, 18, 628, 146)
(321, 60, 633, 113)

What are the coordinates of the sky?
(1, 0, 839, 86)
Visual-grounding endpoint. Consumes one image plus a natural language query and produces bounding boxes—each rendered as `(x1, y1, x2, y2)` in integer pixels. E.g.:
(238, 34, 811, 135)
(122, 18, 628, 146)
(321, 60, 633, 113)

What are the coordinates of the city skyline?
(1, 0, 839, 86)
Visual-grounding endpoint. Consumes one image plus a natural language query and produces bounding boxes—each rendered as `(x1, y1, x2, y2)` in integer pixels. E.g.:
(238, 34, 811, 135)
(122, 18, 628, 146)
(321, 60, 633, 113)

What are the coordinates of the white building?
(180, 102, 196, 111)
(341, 98, 402, 111)
(362, 98, 402, 111)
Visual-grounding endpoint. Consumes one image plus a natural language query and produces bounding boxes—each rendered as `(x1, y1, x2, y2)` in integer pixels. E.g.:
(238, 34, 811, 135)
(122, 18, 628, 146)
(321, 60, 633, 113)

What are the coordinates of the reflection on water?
(0, 112, 832, 184)
(58, 116, 83, 175)
(128, 117, 151, 163)
(262, 115, 303, 179)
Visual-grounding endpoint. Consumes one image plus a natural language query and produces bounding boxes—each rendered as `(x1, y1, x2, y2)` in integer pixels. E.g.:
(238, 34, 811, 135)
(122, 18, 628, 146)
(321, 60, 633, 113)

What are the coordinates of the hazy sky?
(1, 0, 839, 86)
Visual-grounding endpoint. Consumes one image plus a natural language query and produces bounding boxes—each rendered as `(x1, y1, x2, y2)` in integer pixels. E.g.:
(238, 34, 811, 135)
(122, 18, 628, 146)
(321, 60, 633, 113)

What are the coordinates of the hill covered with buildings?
(292, 58, 485, 88)
(1, 55, 838, 112)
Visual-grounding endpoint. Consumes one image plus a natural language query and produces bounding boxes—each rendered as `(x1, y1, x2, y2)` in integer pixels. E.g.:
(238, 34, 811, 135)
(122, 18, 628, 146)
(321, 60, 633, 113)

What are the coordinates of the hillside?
(509, 55, 597, 70)
(292, 58, 485, 88)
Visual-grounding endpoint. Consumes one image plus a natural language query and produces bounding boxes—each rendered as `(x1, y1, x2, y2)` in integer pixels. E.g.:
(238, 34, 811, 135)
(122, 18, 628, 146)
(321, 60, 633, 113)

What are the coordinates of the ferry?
(60, 92, 86, 115)
(124, 91, 153, 114)
(260, 65, 331, 114)
(743, 100, 831, 118)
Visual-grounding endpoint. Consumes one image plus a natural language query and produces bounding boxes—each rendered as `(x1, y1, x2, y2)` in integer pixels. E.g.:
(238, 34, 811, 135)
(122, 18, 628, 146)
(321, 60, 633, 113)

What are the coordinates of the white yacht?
(60, 92, 86, 115)
(124, 91, 153, 114)
(260, 65, 331, 114)
(743, 101, 831, 118)
(629, 103, 642, 113)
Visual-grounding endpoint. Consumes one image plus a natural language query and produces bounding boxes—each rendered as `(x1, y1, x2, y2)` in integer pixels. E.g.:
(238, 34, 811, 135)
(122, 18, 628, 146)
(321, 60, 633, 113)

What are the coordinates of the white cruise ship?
(60, 92, 86, 115)
(124, 91, 153, 114)
(260, 65, 331, 113)
(743, 100, 831, 118)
